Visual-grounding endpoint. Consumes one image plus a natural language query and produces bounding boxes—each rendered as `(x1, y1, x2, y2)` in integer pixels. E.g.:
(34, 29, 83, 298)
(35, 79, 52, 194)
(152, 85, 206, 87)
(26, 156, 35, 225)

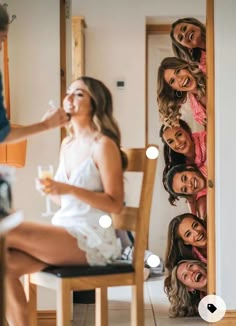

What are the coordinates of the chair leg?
(95, 287, 108, 326)
(56, 280, 71, 326)
(131, 284, 144, 326)
(24, 275, 37, 326)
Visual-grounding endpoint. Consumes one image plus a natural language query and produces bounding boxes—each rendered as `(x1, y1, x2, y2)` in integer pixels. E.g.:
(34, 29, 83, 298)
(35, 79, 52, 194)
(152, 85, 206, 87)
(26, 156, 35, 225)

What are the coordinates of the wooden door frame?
(145, 0, 216, 294)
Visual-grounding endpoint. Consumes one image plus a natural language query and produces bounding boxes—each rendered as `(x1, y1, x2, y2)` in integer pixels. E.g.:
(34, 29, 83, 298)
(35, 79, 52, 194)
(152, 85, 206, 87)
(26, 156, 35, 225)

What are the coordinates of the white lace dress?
(51, 156, 121, 265)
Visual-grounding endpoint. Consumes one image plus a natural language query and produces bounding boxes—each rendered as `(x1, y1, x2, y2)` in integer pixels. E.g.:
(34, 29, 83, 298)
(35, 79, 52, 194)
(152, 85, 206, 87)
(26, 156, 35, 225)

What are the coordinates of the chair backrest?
(112, 145, 158, 273)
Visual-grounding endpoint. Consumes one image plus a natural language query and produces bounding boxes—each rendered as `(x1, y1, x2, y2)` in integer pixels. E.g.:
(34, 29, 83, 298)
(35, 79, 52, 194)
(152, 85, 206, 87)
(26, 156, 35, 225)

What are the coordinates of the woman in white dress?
(5, 76, 128, 326)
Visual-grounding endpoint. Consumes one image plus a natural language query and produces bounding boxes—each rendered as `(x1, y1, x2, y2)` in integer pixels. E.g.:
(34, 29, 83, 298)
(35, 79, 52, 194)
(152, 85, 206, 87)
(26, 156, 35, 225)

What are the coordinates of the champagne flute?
(37, 165, 55, 217)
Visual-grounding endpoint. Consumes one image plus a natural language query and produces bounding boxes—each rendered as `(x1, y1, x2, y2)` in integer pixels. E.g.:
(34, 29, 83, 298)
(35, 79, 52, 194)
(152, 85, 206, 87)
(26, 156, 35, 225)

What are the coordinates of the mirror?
(66, 0, 213, 321)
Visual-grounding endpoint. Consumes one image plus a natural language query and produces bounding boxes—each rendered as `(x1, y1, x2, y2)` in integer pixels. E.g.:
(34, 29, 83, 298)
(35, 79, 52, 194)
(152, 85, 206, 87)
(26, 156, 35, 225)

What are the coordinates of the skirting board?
(38, 310, 236, 325)
(212, 311, 236, 325)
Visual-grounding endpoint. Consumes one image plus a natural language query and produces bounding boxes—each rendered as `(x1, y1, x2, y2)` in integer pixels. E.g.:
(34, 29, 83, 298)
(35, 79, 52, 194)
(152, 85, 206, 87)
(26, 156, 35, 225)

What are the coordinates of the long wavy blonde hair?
(170, 17, 206, 63)
(157, 57, 206, 127)
(164, 259, 207, 317)
(66, 76, 128, 170)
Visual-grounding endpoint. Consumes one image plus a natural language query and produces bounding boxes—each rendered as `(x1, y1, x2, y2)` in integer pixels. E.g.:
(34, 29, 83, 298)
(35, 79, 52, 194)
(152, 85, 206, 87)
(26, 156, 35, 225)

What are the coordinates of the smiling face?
(164, 68, 197, 92)
(63, 80, 92, 116)
(172, 169, 206, 195)
(177, 261, 207, 291)
(163, 126, 193, 156)
(178, 216, 207, 248)
(173, 22, 205, 49)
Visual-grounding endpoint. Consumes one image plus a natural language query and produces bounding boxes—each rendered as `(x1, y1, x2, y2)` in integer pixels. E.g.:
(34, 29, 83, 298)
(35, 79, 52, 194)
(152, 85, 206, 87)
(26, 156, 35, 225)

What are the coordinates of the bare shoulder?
(60, 136, 73, 154)
(93, 136, 120, 160)
(61, 136, 72, 147)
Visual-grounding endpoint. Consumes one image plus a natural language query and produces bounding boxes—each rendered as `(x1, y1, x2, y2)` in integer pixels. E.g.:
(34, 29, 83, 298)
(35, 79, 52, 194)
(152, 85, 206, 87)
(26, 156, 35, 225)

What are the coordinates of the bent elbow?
(112, 202, 124, 214)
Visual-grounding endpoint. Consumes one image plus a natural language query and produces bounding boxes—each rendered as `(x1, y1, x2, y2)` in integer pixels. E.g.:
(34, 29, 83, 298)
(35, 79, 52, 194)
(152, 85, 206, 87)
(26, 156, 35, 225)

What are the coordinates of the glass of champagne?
(37, 165, 54, 217)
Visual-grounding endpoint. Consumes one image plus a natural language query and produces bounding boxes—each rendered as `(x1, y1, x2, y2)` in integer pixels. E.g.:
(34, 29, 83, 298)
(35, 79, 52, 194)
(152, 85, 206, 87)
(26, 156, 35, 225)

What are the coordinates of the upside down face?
(177, 261, 207, 291)
(173, 22, 204, 49)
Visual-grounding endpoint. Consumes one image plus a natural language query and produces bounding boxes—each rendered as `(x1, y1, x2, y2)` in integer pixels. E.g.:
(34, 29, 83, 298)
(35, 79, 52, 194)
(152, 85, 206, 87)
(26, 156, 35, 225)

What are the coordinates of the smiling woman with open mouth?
(165, 213, 207, 273)
(163, 164, 207, 219)
(164, 259, 207, 318)
(170, 17, 206, 73)
(157, 56, 206, 128)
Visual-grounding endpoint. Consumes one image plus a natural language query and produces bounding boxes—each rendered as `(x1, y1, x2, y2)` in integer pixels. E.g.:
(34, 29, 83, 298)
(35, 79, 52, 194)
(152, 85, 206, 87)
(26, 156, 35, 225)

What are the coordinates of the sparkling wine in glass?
(37, 165, 55, 217)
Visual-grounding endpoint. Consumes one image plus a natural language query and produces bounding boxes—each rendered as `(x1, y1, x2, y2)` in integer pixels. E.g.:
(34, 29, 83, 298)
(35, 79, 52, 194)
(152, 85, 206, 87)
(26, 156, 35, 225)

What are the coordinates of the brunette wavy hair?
(66, 76, 128, 170)
(165, 213, 207, 271)
(159, 119, 193, 169)
(163, 164, 205, 206)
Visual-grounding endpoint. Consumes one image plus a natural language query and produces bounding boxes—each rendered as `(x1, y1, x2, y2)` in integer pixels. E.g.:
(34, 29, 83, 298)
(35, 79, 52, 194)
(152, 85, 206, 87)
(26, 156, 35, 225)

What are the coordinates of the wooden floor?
(36, 276, 232, 325)
(72, 276, 208, 325)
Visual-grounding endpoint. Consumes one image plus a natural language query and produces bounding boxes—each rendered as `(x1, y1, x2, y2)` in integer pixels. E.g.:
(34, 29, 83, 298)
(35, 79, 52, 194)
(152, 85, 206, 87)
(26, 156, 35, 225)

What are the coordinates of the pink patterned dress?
(188, 93, 206, 126)
(192, 246, 207, 264)
(192, 131, 207, 201)
(199, 51, 206, 74)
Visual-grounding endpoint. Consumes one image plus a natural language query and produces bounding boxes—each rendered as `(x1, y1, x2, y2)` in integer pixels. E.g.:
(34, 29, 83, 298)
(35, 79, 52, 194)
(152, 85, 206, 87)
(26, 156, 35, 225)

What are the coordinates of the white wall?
(72, 0, 206, 148)
(3, 0, 61, 309)
(215, 0, 236, 310)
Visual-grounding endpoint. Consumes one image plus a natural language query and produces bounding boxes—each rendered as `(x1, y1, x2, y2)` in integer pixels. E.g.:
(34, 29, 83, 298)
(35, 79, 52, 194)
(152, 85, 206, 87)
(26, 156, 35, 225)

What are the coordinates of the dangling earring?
(168, 146, 172, 165)
(189, 48, 194, 60)
(189, 288, 197, 295)
(176, 91, 182, 98)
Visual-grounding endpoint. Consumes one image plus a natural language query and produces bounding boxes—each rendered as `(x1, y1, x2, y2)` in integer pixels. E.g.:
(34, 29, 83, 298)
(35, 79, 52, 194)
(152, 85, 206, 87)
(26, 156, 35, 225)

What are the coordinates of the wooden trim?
(146, 24, 171, 34)
(71, 16, 86, 80)
(206, 0, 216, 295)
(37, 311, 56, 320)
(3, 40, 10, 119)
(60, 0, 67, 141)
(225, 311, 236, 318)
(37, 310, 56, 326)
(212, 311, 236, 325)
(0, 237, 6, 326)
(145, 25, 148, 147)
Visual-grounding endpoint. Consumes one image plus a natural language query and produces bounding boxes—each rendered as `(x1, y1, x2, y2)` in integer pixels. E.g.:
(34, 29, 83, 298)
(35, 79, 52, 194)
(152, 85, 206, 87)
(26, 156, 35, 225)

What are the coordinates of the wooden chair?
(25, 145, 159, 326)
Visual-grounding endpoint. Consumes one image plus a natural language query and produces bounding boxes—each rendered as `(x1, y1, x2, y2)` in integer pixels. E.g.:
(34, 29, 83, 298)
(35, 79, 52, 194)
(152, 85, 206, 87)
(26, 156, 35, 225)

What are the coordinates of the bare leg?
(6, 249, 47, 326)
(6, 221, 87, 265)
(5, 221, 89, 326)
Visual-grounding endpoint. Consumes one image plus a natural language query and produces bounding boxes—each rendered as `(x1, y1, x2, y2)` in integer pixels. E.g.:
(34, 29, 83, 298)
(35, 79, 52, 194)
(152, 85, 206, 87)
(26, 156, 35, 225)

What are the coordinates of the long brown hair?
(165, 213, 207, 271)
(67, 76, 128, 170)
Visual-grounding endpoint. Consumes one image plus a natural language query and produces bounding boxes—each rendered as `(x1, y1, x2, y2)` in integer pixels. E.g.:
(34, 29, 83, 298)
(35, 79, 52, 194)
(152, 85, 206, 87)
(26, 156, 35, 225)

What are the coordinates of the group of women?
(1, 4, 208, 323)
(157, 17, 208, 317)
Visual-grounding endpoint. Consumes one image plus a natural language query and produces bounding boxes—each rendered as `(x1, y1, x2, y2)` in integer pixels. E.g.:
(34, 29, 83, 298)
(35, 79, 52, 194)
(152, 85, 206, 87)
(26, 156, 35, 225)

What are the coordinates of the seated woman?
(157, 57, 206, 127)
(170, 17, 206, 73)
(163, 164, 207, 219)
(160, 119, 206, 174)
(164, 259, 207, 317)
(165, 213, 207, 272)
(5, 76, 128, 326)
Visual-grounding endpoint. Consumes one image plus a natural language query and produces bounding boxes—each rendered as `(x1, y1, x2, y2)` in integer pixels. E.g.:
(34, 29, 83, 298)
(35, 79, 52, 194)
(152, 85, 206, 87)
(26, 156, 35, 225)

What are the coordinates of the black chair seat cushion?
(43, 261, 134, 278)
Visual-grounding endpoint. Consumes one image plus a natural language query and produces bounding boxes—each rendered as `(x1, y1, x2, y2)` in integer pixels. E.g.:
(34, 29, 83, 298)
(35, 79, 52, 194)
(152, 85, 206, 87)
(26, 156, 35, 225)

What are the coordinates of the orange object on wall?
(0, 125, 27, 168)
(0, 38, 27, 168)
